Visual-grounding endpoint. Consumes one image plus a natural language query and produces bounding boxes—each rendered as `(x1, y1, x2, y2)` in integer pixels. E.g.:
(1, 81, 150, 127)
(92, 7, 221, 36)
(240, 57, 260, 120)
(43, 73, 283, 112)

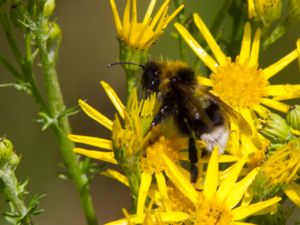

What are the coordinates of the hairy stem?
(35, 19, 98, 225)
(1, 170, 33, 225)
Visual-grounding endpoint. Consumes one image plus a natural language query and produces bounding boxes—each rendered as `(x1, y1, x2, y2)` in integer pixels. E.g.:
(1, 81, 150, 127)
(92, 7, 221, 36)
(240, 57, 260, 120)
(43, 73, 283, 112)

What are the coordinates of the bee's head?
(107, 61, 161, 97)
(141, 61, 162, 97)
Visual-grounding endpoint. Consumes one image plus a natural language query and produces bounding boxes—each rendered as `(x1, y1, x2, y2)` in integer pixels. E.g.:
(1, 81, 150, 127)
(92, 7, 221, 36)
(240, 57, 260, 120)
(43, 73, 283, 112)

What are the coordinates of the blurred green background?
(0, 0, 299, 224)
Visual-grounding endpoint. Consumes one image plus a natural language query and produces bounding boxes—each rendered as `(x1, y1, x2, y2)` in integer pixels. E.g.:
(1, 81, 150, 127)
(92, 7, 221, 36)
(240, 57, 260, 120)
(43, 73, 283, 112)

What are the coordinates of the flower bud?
(288, 0, 300, 23)
(287, 105, 300, 131)
(48, 22, 62, 42)
(259, 113, 292, 143)
(253, 0, 282, 25)
(0, 137, 19, 169)
(43, 0, 55, 18)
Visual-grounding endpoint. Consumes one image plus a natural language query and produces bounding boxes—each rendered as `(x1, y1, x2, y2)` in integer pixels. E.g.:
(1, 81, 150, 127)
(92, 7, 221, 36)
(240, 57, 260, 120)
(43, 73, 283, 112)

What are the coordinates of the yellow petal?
(162, 152, 198, 205)
(197, 76, 213, 87)
(240, 134, 258, 155)
(241, 185, 254, 206)
(104, 212, 189, 225)
(109, 0, 122, 34)
(239, 108, 262, 151)
(260, 98, 290, 113)
(73, 148, 117, 164)
(68, 134, 112, 150)
(284, 182, 300, 207)
(193, 13, 227, 66)
(165, 4, 184, 25)
(232, 196, 281, 220)
(150, 0, 169, 29)
(101, 169, 129, 187)
(158, 211, 189, 223)
(101, 81, 125, 119)
(131, 0, 137, 23)
(239, 23, 251, 64)
(238, 107, 257, 136)
(217, 156, 248, 202)
(263, 49, 298, 80)
(247, 0, 256, 19)
(78, 99, 113, 130)
(267, 84, 300, 100)
(153, 5, 168, 33)
(227, 122, 241, 156)
(225, 167, 260, 209)
(175, 22, 218, 73)
(218, 154, 240, 163)
(249, 28, 261, 66)
(203, 147, 219, 199)
(155, 172, 171, 211)
(122, 0, 131, 39)
(143, 0, 157, 24)
(233, 222, 256, 225)
(253, 104, 270, 118)
(137, 171, 152, 217)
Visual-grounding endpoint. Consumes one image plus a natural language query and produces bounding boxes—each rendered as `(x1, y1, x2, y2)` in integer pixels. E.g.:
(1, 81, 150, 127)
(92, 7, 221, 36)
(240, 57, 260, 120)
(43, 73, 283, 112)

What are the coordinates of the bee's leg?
(188, 137, 198, 183)
(150, 103, 177, 128)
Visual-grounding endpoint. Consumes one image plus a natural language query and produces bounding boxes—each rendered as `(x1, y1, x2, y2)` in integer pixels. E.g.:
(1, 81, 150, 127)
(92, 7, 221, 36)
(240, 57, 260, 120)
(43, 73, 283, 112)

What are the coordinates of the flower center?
(141, 136, 180, 173)
(211, 60, 268, 108)
(167, 184, 195, 214)
(192, 194, 232, 225)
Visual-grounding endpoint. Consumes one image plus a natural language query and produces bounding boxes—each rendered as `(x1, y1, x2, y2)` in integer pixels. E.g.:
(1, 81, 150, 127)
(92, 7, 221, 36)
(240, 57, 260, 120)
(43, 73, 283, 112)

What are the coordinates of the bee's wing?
(201, 89, 253, 136)
(171, 82, 214, 130)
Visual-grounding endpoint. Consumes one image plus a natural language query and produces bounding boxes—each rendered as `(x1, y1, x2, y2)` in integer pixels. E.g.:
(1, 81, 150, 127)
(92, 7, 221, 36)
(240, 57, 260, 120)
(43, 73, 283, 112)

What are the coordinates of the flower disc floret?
(191, 193, 232, 225)
(141, 136, 179, 173)
(211, 61, 269, 108)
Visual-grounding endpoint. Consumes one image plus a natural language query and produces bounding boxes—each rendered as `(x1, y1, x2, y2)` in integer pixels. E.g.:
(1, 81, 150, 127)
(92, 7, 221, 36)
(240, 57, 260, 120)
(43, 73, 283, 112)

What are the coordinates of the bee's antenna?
(107, 61, 145, 69)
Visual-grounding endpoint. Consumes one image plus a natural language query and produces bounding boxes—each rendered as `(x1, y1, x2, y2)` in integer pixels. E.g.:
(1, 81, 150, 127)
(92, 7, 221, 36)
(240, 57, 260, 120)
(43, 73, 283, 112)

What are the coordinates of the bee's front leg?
(189, 137, 198, 183)
(150, 103, 178, 128)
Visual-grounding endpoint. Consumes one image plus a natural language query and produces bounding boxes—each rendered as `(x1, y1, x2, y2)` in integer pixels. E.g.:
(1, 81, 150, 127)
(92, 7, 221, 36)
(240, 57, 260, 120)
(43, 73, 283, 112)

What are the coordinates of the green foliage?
(0, 137, 43, 225)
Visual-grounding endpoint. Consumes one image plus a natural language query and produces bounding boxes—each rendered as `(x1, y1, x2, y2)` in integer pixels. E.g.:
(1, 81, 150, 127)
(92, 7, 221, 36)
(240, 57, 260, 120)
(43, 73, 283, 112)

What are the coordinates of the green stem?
(126, 69, 138, 97)
(0, 5, 97, 225)
(1, 170, 33, 225)
(23, 33, 49, 112)
(35, 21, 97, 225)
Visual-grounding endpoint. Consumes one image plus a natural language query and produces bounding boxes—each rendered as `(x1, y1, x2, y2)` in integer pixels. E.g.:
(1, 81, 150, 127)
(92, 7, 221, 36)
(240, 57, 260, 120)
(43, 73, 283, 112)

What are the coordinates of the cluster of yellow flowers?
(70, 0, 300, 224)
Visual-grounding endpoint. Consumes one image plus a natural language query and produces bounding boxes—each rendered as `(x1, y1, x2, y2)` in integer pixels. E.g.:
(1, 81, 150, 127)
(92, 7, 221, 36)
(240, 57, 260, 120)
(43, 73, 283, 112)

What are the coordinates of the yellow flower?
(261, 140, 300, 207)
(106, 148, 281, 225)
(69, 81, 156, 187)
(109, 0, 184, 50)
(136, 135, 188, 217)
(175, 14, 300, 156)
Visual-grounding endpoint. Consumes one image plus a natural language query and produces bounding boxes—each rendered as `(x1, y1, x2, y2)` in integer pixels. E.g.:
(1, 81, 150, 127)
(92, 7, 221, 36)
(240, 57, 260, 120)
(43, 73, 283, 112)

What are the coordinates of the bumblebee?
(109, 60, 251, 182)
